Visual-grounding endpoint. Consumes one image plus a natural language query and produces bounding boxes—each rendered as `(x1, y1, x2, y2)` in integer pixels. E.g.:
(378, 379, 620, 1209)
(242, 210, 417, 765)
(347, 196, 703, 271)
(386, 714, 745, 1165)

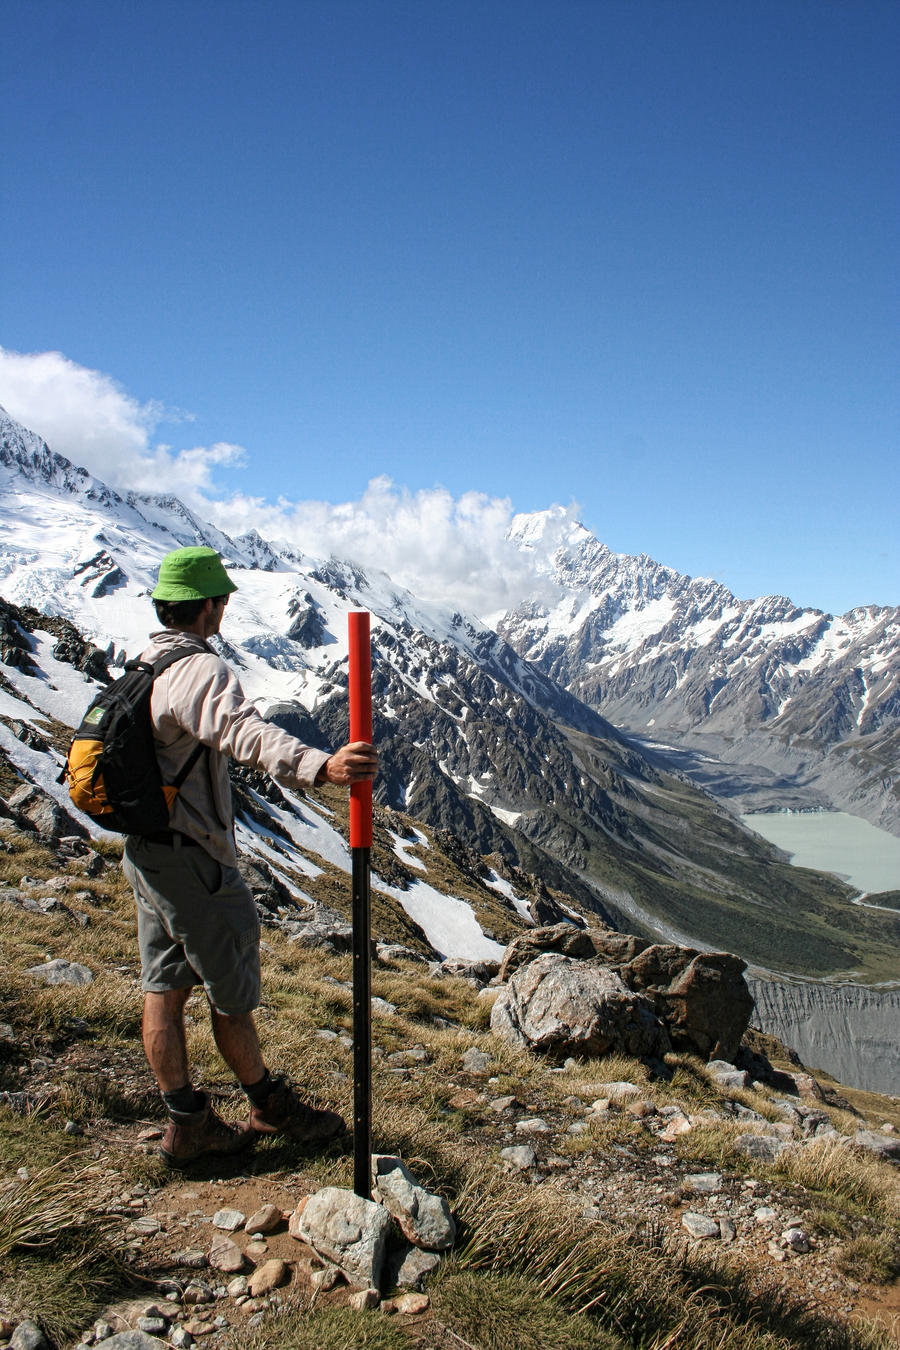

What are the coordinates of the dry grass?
(432, 1263, 625, 1349)
(453, 1162, 896, 1350)
(557, 1108, 651, 1158)
(772, 1137, 900, 1229)
(0, 1160, 124, 1343)
(3, 830, 900, 1349)
(0, 1161, 115, 1262)
(237, 1291, 411, 1349)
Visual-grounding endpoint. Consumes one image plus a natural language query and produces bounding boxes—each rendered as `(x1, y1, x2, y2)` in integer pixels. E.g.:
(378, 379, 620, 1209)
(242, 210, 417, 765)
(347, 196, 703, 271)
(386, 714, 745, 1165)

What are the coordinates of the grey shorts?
(122, 836, 261, 1016)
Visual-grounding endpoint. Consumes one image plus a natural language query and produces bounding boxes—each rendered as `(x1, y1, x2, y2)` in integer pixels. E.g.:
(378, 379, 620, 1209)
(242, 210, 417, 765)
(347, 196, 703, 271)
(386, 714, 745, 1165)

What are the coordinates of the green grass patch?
(432, 1264, 625, 1348)
(239, 1298, 412, 1349)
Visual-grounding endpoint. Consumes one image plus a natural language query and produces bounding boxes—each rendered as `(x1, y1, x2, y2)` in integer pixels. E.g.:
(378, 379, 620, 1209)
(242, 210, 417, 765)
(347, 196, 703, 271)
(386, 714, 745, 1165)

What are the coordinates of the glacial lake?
(742, 811, 900, 897)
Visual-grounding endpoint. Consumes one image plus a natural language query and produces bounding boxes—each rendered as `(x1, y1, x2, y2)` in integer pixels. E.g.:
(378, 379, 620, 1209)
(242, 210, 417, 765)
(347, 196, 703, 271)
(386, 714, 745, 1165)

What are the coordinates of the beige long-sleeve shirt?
(143, 629, 329, 865)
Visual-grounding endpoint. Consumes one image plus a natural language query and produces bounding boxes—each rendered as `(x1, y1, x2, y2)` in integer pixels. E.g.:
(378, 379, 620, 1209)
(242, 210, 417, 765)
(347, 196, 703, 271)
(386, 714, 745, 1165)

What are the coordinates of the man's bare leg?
(209, 1006, 266, 1086)
(142, 989, 192, 1092)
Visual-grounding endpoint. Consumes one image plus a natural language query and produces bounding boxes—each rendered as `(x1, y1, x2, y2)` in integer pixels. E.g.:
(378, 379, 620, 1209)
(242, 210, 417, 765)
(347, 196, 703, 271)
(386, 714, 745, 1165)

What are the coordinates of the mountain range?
(500, 509, 900, 834)
(1, 405, 898, 993)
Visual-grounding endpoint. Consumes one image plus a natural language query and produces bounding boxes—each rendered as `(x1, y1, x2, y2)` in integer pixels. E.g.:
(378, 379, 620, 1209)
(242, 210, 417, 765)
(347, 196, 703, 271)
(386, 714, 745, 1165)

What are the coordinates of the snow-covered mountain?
(499, 508, 900, 834)
(2, 407, 898, 985)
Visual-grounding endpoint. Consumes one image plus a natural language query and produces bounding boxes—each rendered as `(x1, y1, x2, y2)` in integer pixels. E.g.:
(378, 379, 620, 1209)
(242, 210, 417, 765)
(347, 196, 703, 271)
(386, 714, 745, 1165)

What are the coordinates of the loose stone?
(248, 1259, 290, 1296)
(395, 1292, 430, 1314)
(500, 1145, 536, 1170)
(683, 1172, 722, 1195)
(349, 1289, 380, 1311)
(208, 1234, 245, 1273)
(212, 1208, 245, 1232)
(681, 1212, 720, 1240)
(461, 1047, 493, 1075)
(244, 1203, 281, 1234)
(10, 1322, 49, 1350)
(372, 1154, 457, 1251)
(516, 1117, 550, 1134)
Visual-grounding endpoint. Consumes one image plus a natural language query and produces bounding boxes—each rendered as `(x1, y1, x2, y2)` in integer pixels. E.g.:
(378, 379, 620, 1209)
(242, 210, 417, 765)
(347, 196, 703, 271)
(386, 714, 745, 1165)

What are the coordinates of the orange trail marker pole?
(348, 611, 373, 1198)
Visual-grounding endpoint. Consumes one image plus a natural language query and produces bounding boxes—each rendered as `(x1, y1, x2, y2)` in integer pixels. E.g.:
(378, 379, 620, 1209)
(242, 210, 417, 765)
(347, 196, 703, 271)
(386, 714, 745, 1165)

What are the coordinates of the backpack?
(61, 647, 205, 835)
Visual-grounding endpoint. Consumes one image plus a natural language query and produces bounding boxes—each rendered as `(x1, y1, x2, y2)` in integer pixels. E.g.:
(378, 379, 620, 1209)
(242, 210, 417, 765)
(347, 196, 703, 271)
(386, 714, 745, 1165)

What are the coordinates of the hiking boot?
(247, 1073, 346, 1143)
(160, 1091, 255, 1169)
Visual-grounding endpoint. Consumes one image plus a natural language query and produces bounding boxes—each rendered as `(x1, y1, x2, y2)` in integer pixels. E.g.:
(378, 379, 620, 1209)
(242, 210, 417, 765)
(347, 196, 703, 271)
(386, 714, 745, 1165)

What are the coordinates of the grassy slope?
(1, 825, 899, 1350)
(563, 728, 900, 982)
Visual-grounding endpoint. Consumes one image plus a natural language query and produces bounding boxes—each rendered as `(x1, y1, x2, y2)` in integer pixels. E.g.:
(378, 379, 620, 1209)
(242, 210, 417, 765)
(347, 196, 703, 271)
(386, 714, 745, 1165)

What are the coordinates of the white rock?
(349, 1289, 380, 1311)
(683, 1172, 722, 1194)
(371, 1155, 456, 1251)
(26, 958, 93, 986)
(782, 1228, 811, 1254)
(681, 1213, 720, 1240)
(212, 1209, 246, 1232)
(515, 1117, 550, 1135)
(298, 1187, 392, 1289)
(500, 1145, 536, 1170)
(461, 1047, 493, 1075)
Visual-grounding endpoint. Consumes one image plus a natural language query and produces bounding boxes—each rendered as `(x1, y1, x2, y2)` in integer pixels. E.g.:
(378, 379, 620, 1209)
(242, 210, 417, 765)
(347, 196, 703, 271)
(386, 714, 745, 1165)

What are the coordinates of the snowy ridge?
(501, 509, 900, 833)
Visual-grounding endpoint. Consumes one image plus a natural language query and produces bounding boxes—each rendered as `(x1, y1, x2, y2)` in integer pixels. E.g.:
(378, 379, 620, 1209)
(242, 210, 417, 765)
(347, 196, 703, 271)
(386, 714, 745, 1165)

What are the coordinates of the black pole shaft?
(352, 844, 372, 1198)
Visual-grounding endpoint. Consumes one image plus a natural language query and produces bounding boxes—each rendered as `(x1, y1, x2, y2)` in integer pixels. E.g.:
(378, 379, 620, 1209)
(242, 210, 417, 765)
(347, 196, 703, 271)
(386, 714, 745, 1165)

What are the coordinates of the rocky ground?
(2, 976, 900, 1349)
(1, 794, 899, 1349)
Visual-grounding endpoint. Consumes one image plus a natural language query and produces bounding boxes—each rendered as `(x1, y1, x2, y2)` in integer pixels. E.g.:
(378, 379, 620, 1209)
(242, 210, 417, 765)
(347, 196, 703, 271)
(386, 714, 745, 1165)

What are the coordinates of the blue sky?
(2, 0, 898, 616)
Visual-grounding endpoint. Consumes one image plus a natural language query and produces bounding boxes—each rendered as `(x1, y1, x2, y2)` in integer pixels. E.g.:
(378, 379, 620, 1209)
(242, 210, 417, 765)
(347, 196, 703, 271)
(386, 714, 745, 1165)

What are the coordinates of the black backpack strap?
(145, 644, 212, 787)
(171, 740, 206, 788)
(149, 642, 213, 678)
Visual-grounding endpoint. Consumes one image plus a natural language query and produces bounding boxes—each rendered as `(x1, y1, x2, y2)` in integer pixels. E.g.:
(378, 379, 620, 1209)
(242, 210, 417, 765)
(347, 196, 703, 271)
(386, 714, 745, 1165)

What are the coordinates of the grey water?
(741, 810, 900, 897)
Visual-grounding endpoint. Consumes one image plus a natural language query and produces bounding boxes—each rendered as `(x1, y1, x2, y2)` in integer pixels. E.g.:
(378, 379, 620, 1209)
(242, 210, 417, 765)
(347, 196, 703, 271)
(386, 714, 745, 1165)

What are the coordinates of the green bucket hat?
(151, 547, 239, 601)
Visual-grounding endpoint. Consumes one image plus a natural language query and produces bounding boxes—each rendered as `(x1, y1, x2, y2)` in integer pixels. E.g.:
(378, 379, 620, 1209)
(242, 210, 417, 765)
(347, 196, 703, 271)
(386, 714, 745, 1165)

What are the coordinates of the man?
(121, 545, 378, 1168)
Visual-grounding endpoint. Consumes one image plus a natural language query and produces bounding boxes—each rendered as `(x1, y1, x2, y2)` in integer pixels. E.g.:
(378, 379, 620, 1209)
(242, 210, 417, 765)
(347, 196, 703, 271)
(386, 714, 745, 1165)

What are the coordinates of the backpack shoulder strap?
(145, 644, 213, 787)
(149, 642, 213, 677)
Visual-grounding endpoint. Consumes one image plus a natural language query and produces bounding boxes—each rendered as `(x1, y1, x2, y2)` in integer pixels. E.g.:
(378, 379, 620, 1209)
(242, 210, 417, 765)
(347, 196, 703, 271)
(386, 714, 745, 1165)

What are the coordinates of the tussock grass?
(0, 1105, 79, 1173)
(666, 1054, 732, 1110)
(453, 1163, 895, 1350)
(557, 1109, 650, 1157)
(1, 1251, 121, 1347)
(837, 1231, 900, 1285)
(432, 1263, 625, 1348)
(0, 1160, 115, 1262)
(0, 1159, 126, 1345)
(674, 1118, 761, 1172)
(53, 1069, 159, 1123)
(772, 1137, 900, 1228)
(238, 1294, 410, 1349)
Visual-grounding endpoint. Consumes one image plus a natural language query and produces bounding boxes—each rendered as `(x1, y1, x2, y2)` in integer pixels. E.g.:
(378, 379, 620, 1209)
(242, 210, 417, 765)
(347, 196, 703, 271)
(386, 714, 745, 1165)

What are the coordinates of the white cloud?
(206, 477, 566, 619)
(0, 347, 564, 618)
(0, 346, 244, 496)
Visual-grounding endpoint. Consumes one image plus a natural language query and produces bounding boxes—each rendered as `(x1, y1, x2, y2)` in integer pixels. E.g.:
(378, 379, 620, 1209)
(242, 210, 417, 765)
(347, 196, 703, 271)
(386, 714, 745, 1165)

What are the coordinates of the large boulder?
(619, 946, 754, 1063)
(499, 923, 648, 982)
(491, 953, 671, 1060)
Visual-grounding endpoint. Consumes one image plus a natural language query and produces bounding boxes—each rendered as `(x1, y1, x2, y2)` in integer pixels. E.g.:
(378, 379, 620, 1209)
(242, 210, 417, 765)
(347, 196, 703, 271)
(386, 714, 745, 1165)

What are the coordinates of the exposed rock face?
(7, 783, 86, 843)
(748, 976, 900, 1095)
(492, 925, 754, 1063)
(491, 953, 671, 1060)
(499, 924, 614, 981)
